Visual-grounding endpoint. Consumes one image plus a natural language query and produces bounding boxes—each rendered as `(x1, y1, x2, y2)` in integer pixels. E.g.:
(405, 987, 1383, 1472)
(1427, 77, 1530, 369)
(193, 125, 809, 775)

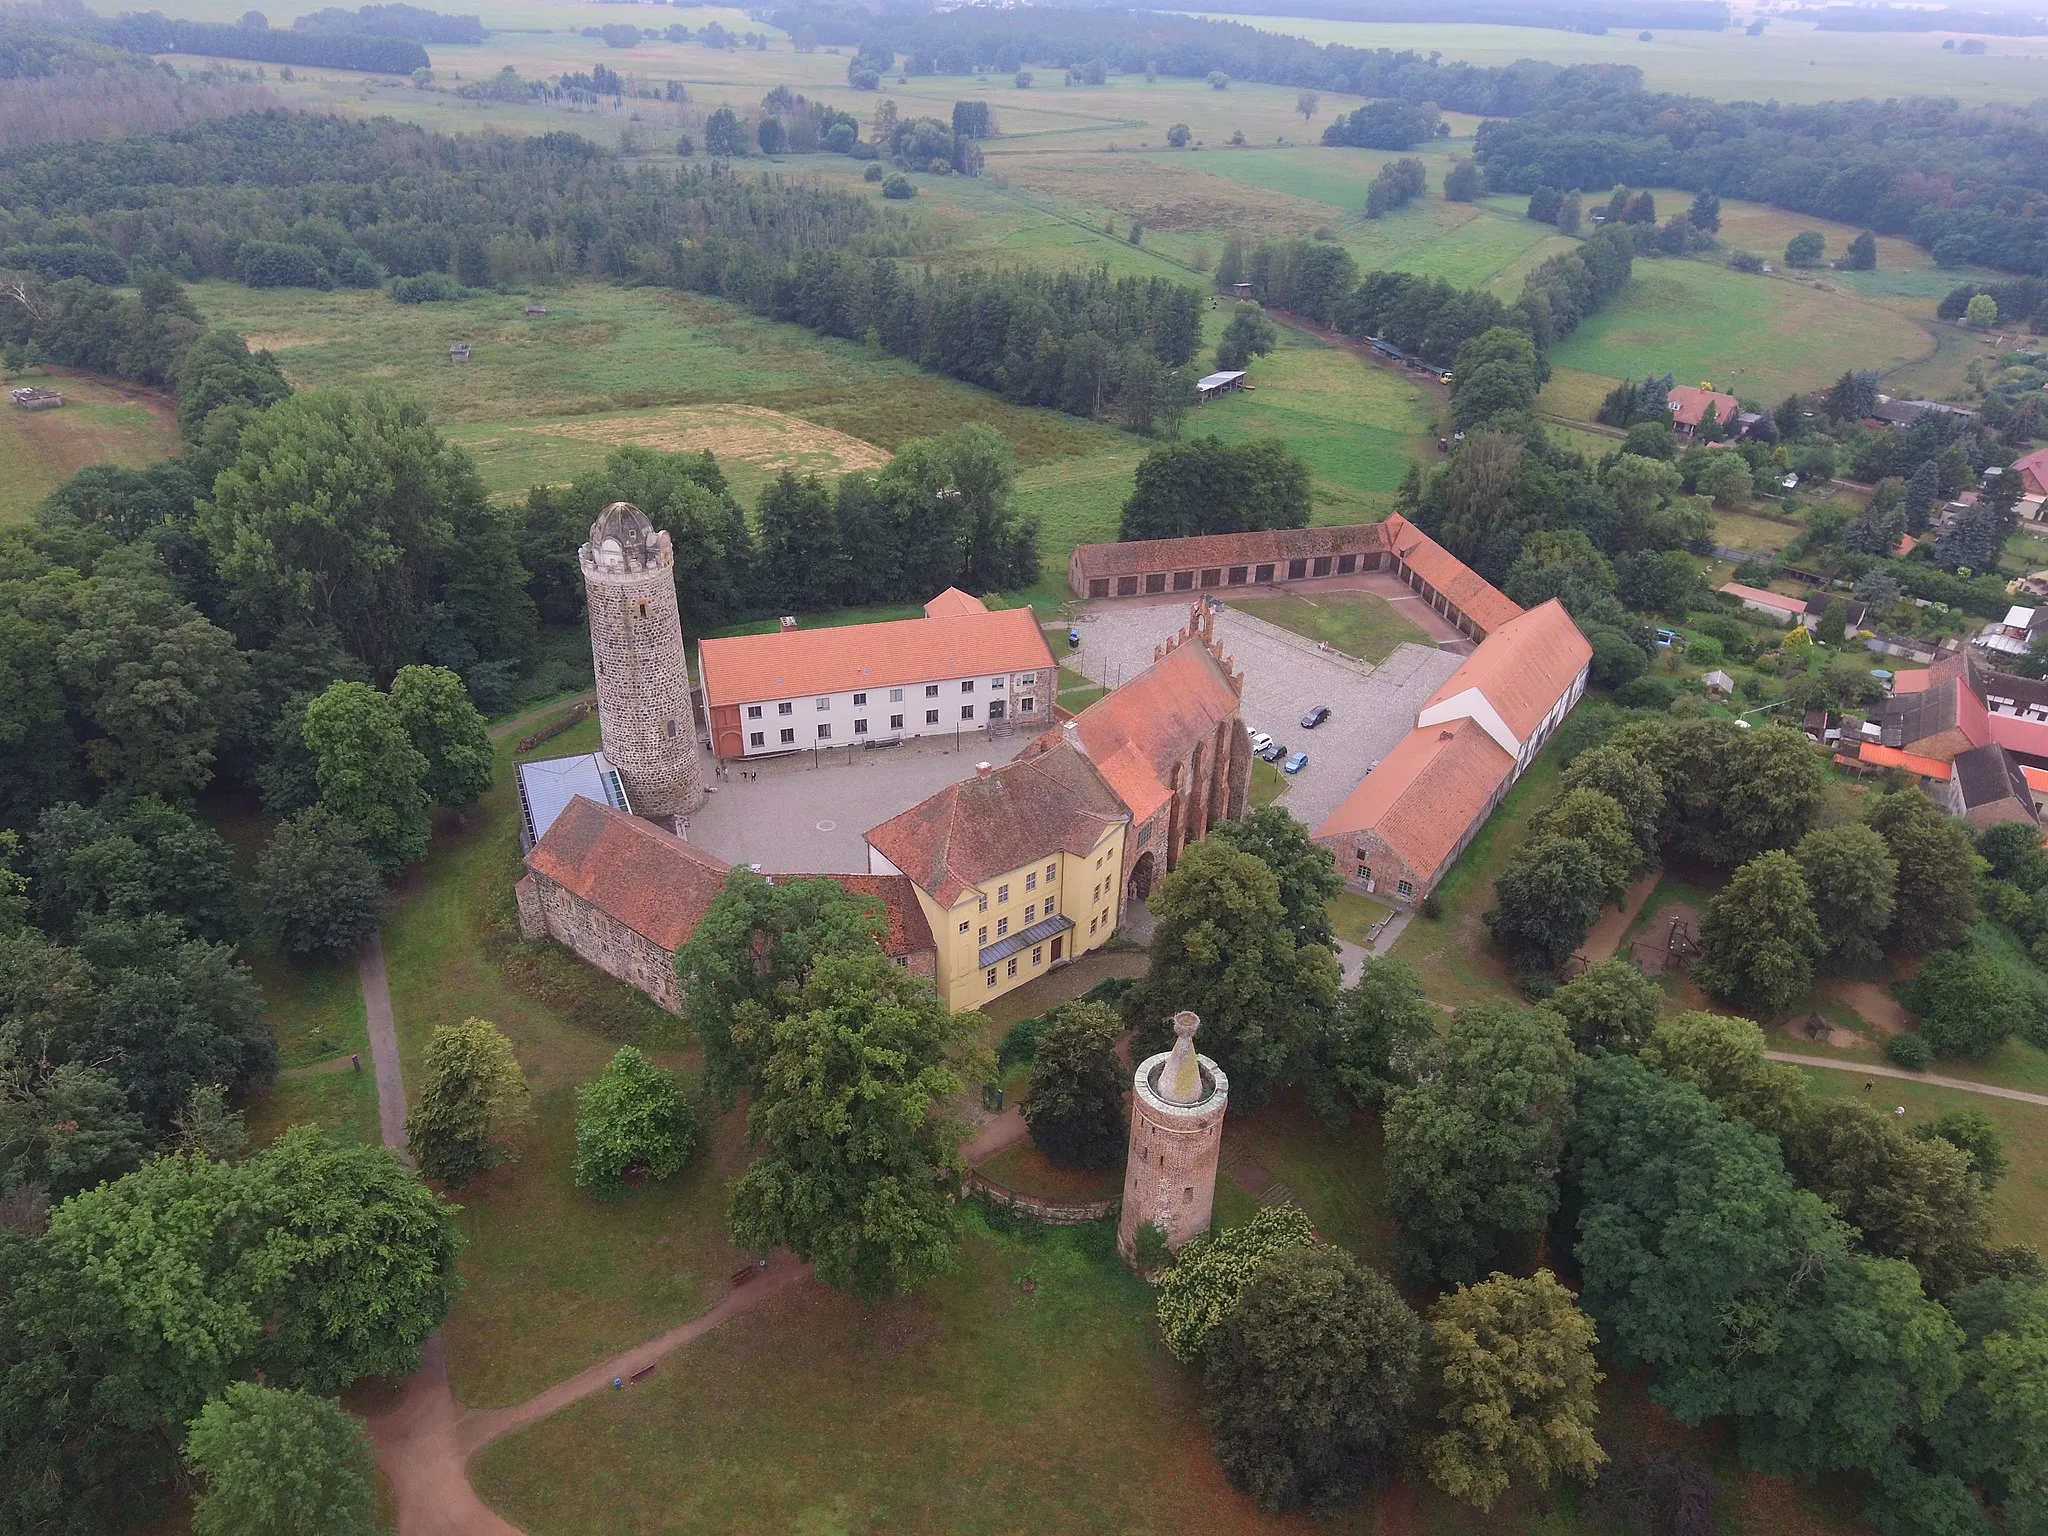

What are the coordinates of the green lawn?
(977, 1138, 1124, 1203)
(368, 714, 748, 1407)
(1227, 589, 1428, 663)
(1327, 889, 1395, 948)
(1250, 757, 1286, 808)
(1390, 748, 1564, 1005)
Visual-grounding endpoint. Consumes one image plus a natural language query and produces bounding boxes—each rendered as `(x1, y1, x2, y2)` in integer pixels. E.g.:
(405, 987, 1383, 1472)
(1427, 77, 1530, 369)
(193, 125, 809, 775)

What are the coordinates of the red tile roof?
(1839, 744, 1952, 780)
(1424, 599, 1591, 745)
(865, 741, 1128, 908)
(1379, 514, 1522, 636)
(2017, 447, 2048, 498)
(1068, 524, 1393, 584)
(1024, 637, 1243, 826)
(699, 605, 1052, 708)
(1315, 719, 1515, 881)
(1670, 385, 1742, 431)
(1719, 582, 1806, 616)
(923, 587, 988, 618)
(524, 796, 734, 951)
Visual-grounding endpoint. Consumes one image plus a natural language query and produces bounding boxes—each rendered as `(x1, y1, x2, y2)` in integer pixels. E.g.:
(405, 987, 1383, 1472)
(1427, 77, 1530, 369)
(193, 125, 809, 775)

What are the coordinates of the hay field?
(0, 370, 182, 524)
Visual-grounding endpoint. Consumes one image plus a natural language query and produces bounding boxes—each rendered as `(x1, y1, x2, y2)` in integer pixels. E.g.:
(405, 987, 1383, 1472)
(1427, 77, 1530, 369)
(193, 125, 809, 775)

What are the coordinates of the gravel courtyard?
(1064, 600, 1467, 834)
(678, 730, 1030, 873)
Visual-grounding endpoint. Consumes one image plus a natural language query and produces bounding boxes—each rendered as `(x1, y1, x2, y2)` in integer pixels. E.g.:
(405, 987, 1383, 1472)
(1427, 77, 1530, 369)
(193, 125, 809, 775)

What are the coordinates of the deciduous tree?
(405, 1017, 529, 1185)
(1694, 850, 1824, 1015)
(1638, 1010, 1808, 1140)
(675, 869, 890, 1102)
(1310, 955, 1434, 1124)
(1385, 1004, 1577, 1285)
(388, 663, 493, 807)
(253, 806, 383, 959)
(1531, 788, 1640, 902)
(727, 952, 977, 1299)
(1204, 1244, 1422, 1517)
(1903, 942, 2027, 1058)
(573, 1046, 700, 1199)
(301, 681, 431, 879)
(184, 1382, 378, 1536)
(1793, 823, 1897, 972)
(1121, 839, 1340, 1113)
(1542, 957, 1661, 1055)
(1485, 835, 1606, 973)
(1422, 1270, 1606, 1509)
(1208, 804, 1340, 949)
(1020, 1001, 1127, 1170)
(1156, 1203, 1316, 1363)
(1913, 1106, 2007, 1190)
(1867, 791, 1981, 953)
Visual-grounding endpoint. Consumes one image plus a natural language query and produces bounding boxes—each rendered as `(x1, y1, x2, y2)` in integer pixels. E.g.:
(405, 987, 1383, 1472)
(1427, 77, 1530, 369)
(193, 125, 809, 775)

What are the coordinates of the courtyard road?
(1065, 601, 1466, 834)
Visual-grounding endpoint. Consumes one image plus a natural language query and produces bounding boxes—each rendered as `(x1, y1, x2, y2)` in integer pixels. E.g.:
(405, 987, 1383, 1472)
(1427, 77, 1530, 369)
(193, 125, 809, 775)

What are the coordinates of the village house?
(1314, 600, 1591, 906)
(1858, 653, 2048, 777)
(697, 590, 1055, 760)
(1718, 582, 1808, 625)
(2017, 446, 2048, 500)
(1942, 742, 2041, 830)
(1667, 384, 1742, 438)
(1066, 515, 1521, 642)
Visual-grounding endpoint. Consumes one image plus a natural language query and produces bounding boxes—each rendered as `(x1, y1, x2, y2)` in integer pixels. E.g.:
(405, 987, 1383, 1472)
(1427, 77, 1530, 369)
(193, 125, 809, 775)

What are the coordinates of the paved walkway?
(1764, 1051, 2048, 1107)
(359, 932, 410, 1158)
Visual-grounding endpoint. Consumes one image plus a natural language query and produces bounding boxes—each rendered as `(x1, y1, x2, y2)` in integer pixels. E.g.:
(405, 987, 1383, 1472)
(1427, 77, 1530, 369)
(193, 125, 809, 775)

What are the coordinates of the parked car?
(1283, 751, 1309, 774)
(1256, 740, 1287, 763)
(1248, 729, 1275, 754)
(1300, 705, 1331, 729)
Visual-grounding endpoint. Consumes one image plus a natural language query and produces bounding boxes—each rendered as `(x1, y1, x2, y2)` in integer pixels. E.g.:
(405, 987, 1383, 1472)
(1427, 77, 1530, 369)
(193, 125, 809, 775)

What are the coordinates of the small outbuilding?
(9, 386, 64, 410)
(1703, 668, 1735, 696)
(449, 343, 472, 362)
(1195, 370, 1246, 401)
(524, 303, 548, 317)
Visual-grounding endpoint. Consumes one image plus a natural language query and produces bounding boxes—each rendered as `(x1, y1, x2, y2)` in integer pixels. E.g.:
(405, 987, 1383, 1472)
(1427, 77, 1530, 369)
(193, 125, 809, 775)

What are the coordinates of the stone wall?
(519, 869, 683, 1013)
(966, 1169, 1120, 1226)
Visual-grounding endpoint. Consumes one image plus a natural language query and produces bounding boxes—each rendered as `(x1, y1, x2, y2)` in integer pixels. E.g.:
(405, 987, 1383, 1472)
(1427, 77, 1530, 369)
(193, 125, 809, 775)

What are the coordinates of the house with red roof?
(2017, 447, 2048, 499)
(1668, 384, 1742, 438)
(1314, 600, 1592, 905)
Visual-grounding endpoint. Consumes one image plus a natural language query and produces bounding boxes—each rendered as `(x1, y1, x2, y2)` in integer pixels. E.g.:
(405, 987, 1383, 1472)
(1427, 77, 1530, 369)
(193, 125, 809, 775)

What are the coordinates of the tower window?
(636, 599, 649, 619)
(666, 721, 677, 739)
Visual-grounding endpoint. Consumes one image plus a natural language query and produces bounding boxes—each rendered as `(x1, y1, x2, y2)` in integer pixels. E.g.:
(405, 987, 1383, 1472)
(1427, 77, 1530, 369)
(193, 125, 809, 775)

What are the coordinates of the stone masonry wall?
(1117, 1053, 1228, 1260)
(583, 531, 703, 818)
(525, 870, 682, 1013)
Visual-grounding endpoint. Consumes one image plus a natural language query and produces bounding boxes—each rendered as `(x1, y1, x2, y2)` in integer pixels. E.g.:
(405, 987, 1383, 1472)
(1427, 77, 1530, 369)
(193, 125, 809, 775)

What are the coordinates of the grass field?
(0, 368, 182, 524)
(1547, 257, 1934, 407)
(1227, 588, 1428, 662)
(1327, 888, 1394, 946)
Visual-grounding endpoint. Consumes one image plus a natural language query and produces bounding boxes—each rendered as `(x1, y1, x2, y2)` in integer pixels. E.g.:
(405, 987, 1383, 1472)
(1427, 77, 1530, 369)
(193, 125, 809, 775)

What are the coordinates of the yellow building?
(864, 733, 1129, 1009)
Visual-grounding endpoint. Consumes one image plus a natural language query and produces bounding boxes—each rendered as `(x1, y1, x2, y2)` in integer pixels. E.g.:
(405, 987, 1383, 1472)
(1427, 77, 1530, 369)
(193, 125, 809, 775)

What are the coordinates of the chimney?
(1063, 719, 1086, 756)
(975, 761, 993, 777)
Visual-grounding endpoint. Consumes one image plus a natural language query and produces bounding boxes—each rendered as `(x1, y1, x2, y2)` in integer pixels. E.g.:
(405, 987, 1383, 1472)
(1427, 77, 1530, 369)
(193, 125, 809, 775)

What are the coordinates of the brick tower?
(1118, 1010, 1229, 1266)
(581, 502, 703, 818)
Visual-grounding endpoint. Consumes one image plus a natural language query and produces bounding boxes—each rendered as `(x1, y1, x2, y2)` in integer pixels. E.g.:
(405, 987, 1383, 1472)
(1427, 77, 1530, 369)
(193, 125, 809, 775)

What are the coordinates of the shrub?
(881, 173, 915, 199)
(862, 162, 883, 182)
(1157, 1204, 1316, 1361)
(390, 271, 466, 304)
(1886, 1031, 1932, 1070)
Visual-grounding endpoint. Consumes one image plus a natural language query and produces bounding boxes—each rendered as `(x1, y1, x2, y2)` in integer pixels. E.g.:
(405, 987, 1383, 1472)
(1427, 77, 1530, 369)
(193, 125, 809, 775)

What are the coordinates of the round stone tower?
(580, 501, 704, 819)
(1118, 1010, 1229, 1266)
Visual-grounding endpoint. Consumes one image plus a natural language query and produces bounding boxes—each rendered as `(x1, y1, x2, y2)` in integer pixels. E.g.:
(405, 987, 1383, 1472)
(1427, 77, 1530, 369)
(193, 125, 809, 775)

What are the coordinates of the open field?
(1182, 14, 2048, 106)
(0, 369, 181, 524)
(1547, 257, 1935, 407)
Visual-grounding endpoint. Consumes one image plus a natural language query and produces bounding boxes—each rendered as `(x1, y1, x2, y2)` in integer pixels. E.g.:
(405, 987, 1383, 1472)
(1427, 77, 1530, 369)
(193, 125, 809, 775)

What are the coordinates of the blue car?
(1283, 751, 1309, 775)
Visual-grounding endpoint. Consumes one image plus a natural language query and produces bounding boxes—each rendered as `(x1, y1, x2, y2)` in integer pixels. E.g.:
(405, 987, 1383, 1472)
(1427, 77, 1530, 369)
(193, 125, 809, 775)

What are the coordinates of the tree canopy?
(1019, 1001, 1127, 1170)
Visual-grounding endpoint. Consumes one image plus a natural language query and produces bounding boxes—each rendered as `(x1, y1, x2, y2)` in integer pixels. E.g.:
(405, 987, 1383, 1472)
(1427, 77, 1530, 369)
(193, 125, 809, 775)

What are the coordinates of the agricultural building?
(1314, 600, 1591, 906)
(1719, 582, 1808, 624)
(8, 387, 63, 410)
(1194, 370, 1246, 400)
(1870, 653, 2048, 767)
(1067, 515, 1519, 641)
(1942, 742, 2040, 830)
(697, 600, 1054, 760)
